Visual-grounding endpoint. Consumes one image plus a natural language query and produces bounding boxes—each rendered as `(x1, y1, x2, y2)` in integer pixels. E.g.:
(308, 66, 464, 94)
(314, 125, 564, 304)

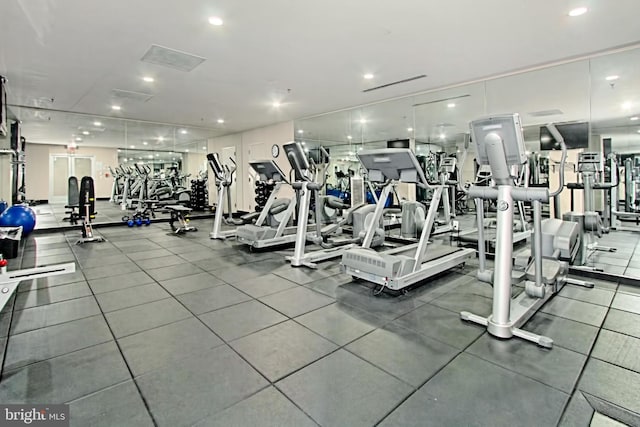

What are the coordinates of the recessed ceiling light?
(82, 131, 90, 135)
(447, 103, 456, 108)
(272, 101, 281, 108)
(117, 149, 121, 153)
(363, 73, 374, 80)
(185, 149, 189, 152)
(111, 105, 121, 111)
(155, 154, 159, 157)
(129, 158, 133, 161)
(637, 130, 640, 133)
(439, 133, 446, 140)
(172, 158, 176, 161)
(202, 146, 206, 150)
(301, 141, 306, 145)
(124, 158, 128, 162)
(169, 151, 173, 154)
(407, 127, 413, 132)
(180, 129, 187, 134)
(138, 157, 142, 160)
(622, 101, 633, 109)
(93, 121, 102, 126)
(158, 136, 164, 142)
(217, 118, 225, 124)
(358, 147, 363, 151)
(130, 145, 135, 148)
(143, 141, 148, 145)
(347, 135, 353, 140)
(148, 155, 153, 159)
(631, 117, 639, 121)
(143, 76, 154, 83)
(359, 118, 366, 124)
(606, 75, 619, 81)
(568, 7, 588, 17)
(304, 148, 309, 153)
(298, 129, 304, 134)
(75, 137, 82, 142)
(208, 16, 224, 26)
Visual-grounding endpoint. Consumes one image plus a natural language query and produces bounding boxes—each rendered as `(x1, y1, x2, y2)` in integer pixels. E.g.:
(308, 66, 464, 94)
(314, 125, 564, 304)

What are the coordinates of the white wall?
(208, 121, 294, 212)
(25, 143, 118, 200)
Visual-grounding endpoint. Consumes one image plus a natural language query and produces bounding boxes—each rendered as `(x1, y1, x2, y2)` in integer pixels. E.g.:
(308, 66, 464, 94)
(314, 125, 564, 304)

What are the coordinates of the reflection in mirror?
(9, 107, 217, 229)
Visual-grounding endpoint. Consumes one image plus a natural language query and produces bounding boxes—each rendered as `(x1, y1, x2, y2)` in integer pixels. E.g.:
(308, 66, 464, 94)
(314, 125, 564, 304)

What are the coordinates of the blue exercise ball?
(0, 205, 37, 235)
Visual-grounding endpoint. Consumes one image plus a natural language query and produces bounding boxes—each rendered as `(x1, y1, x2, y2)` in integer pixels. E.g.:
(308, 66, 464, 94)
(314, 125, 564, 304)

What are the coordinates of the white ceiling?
(2, 0, 640, 145)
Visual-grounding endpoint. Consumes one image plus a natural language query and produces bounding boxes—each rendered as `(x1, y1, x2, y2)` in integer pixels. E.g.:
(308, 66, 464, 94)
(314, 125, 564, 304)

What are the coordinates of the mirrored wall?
(9, 107, 218, 228)
(294, 46, 640, 215)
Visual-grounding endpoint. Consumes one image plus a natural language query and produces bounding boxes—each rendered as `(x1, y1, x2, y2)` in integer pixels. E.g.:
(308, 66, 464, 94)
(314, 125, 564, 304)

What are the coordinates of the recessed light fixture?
(606, 75, 619, 81)
(631, 117, 639, 121)
(622, 101, 633, 110)
(359, 118, 366, 124)
(75, 137, 82, 142)
(180, 129, 187, 134)
(130, 145, 135, 148)
(169, 151, 173, 154)
(208, 16, 224, 26)
(407, 127, 413, 132)
(202, 146, 206, 150)
(185, 149, 189, 153)
(272, 101, 281, 108)
(439, 133, 446, 140)
(217, 118, 225, 124)
(347, 135, 353, 140)
(143, 76, 154, 83)
(129, 158, 133, 161)
(358, 146, 363, 151)
(568, 7, 588, 17)
(143, 141, 148, 145)
(93, 121, 102, 126)
(363, 73, 374, 80)
(637, 130, 640, 133)
(298, 129, 304, 134)
(158, 136, 164, 142)
(447, 103, 456, 108)
(155, 154, 159, 157)
(124, 158, 128, 162)
(82, 131, 90, 135)
(301, 141, 306, 145)
(304, 148, 309, 153)
(117, 149, 122, 153)
(111, 105, 121, 111)
(148, 155, 153, 159)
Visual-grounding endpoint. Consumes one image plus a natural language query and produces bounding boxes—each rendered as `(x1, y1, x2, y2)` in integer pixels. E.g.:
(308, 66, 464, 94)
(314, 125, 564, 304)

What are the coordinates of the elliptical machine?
(460, 115, 593, 348)
(284, 142, 383, 269)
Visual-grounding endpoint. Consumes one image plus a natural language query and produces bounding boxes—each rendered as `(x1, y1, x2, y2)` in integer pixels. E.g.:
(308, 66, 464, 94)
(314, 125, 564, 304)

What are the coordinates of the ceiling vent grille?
(413, 94, 470, 107)
(111, 89, 154, 103)
(362, 74, 427, 93)
(141, 45, 206, 72)
(529, 109, 564, 117)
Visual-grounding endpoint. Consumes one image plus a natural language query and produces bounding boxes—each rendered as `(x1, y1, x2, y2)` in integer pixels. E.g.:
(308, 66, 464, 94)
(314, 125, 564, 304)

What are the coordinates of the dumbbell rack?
(190, 179, 208, 211)
(254, 180, 275, 212)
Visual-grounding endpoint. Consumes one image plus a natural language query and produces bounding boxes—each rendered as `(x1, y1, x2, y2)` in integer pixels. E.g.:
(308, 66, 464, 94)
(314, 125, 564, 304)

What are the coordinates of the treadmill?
(235, 160, 303, 249)
(341, 148, 475, 292)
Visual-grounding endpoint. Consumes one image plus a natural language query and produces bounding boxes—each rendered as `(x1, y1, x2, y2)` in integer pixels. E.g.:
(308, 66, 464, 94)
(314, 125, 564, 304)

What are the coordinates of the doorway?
(49, 155, 94, 203)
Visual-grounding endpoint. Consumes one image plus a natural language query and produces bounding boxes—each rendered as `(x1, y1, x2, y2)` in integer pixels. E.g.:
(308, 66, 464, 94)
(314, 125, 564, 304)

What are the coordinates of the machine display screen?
(539, 122, 589, 150)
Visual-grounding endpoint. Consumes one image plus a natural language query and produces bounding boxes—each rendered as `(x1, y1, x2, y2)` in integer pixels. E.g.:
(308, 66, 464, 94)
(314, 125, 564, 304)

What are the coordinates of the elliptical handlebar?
(545, 123, 568, 197)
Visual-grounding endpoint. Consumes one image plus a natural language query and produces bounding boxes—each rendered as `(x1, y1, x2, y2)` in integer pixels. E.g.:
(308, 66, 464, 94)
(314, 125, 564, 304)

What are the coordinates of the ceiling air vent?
(111, 89, 154, 103)
(363, 75, 427, 93)
(413, 94, 470, 107)
(529, 109, 564, 117)
(141, 45, 206, 72)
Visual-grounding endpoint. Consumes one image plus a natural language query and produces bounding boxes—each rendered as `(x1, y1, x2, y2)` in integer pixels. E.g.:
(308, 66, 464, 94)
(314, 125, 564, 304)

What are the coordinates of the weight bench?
(165, 205, 197, 234)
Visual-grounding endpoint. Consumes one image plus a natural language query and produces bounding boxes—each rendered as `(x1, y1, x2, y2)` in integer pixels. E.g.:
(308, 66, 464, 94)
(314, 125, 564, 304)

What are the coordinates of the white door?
(49, 155, 95, 203)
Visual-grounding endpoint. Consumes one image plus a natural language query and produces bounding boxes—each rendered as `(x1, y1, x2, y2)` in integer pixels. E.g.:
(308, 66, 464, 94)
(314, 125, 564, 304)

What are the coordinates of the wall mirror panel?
(294, 46, 640, 234)
(7, 107, 215, 229)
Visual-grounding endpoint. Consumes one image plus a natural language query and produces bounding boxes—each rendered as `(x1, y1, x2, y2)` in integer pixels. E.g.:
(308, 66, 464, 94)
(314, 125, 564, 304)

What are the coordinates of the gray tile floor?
(1, 219, 639, 426)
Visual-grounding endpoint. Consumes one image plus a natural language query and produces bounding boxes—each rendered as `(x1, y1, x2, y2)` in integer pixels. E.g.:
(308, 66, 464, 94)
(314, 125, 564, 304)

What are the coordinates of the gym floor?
(1, 220, 640, 426)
